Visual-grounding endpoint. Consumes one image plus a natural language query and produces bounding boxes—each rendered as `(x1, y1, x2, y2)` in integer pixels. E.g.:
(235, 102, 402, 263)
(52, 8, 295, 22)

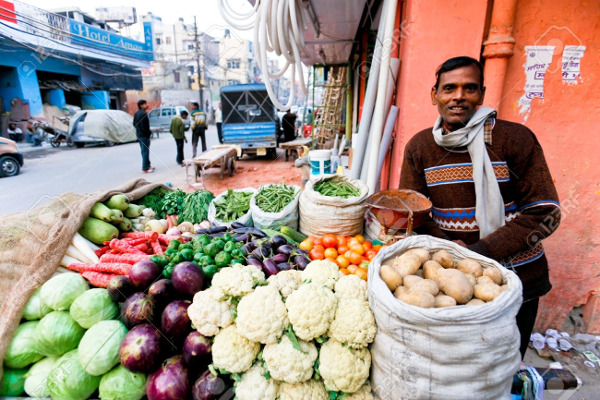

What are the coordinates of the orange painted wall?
(496, 0, 600, 331)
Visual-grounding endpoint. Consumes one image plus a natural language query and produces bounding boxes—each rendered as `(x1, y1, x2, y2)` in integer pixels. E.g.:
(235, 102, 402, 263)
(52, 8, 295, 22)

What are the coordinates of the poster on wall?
(561, 45, 586, 85)
(518, 46, 555, 122)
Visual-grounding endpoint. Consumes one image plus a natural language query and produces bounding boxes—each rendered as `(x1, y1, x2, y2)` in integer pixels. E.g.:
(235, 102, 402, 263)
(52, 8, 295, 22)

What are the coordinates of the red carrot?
(158, 234, 172, 246)
(68, 262, 131, 275)
(109, 239, 146, 255)
(100, 253, 151, 264)
(94, 246, 111, 257)
(122, 237, 146, 246)
(80, 271, 116, 288)
(150, 240, 164, 255)
(121, 231, 159, 241)
(134, 243, 150, 253)
(166, 215, 173, 230)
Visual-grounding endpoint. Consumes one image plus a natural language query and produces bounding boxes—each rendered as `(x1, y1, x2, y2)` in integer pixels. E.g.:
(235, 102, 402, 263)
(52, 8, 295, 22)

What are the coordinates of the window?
(156, 38, 161, 45)
(174, 71, 180, 83)
(148, 109, 159, 118)
(166, 36, 171, 44)
(227, 79, 241, 85)
(227, 59, 240, 69)
(188, 44, 194, 50)
(161, 108, 172, 117)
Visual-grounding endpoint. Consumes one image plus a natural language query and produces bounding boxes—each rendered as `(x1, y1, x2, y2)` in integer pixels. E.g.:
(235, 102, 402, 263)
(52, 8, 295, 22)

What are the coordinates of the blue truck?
(220, 83, 280, 158)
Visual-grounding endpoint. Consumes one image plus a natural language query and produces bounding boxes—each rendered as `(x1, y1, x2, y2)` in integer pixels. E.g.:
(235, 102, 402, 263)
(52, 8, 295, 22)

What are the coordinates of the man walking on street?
(215, 102, 223, 144)
(133, 99, 154, 173)
(170, 110, 188, 166)
(190, 102, 207, 157)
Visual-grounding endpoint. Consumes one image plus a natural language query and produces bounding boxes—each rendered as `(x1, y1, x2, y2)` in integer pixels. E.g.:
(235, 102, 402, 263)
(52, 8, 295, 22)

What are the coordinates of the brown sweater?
(400, 119, 560, 301)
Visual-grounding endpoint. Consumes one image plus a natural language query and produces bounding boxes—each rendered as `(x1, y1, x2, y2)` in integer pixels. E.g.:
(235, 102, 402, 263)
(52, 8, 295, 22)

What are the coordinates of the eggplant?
(272, 253, 289, 264)
(129, 260, 161, 289)
(107, 275, 135, 303)
(183, 332, 212, 367)
(249, 237, 266, 248)
(146, 355, 189, 400)
(172, 262, 205, 297)
(296, 249, 310, 258)
(196, 226, 228, 234)
(251, 246, 270, 261)
(277, 262, 293, 271)
(192, 370, 229, 400)
(270, 235, 288, 248)
(262, 259, 278, 277)
(276, 244, 294, 257)
(209, 232, 226, 238)
(240, 243, 254, 256)
(234, 233, 251, 243)
(148, 279, 177, 310)
(119, 323, 162, 373)
(161, 300, 192, 343)
(231, 227, 267, 238)
(121, 293, 155, 328)
(245, 256, 263, 269)
(230, 221, 247, 229)
(293, 255, 310, 271)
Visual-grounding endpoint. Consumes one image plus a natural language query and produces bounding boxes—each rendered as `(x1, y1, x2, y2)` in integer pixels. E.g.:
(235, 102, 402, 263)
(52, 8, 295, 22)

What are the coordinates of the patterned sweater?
(400, 119, 560, 301)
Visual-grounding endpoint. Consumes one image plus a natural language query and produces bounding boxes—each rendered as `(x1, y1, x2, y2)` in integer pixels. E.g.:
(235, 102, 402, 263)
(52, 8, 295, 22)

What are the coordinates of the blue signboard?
(143, 22, 153, 54)
(69, 20, 153, 61)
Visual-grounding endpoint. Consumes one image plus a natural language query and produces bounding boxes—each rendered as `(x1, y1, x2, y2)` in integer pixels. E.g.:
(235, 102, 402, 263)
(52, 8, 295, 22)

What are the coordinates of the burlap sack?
(0, 178, 165, 380)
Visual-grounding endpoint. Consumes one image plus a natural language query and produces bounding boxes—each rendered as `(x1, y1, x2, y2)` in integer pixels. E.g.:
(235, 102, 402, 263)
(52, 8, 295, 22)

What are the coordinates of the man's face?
(431, 64, 485, 131)
(141, 103, 148, 111)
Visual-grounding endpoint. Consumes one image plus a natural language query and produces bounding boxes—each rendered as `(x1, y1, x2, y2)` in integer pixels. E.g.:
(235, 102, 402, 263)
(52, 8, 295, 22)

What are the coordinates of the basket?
(365, 189, 432, 233)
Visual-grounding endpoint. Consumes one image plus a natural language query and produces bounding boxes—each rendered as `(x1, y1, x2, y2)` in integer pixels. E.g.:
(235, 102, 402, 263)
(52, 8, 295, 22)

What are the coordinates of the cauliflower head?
(327, 298, 376, 348)
(262, 333, 318, 383)
(212, 325, 260, 374)
(211, 264, 266, 298)
(235, 362, 278, 400)
(301, 260, 341, 289)
(267, 270, 302, 298)
(188, 287, 234, 337)
(285, 283, 337, 341)
(344, 383, 375, 400)
(334, 274, 368, 301)
(236, 285, 288, 344)
(277, 379, 328, 400)
(318, 339, 371, 393)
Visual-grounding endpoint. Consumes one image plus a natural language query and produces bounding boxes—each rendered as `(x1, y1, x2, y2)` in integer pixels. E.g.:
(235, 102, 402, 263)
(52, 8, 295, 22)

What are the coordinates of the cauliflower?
(318, 339, 371, 393)
(344, 383, 375, 399)
(262, 333, 318, 383)
(277, 379, 328, 400)
(301, 260, 341, 289)
(188, 287, 234, 336)
(285, 283, 337, 341)
(327, 298, 376, 348)
(235, 362, 278, 400)
(236, 285, 288, 344)
(267, 270, 302, 298)
(211, 264, 265, 298)
(212, 325, 260, 374)
(334, 274, 368, 301)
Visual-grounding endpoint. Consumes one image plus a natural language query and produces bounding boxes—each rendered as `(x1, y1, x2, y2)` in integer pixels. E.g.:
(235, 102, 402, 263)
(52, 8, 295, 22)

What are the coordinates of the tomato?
(347, 238, 360, 247)
(354, 234, 365, 244)
(307, 235, 317, 243)
(337, 245, 349, 255)
(347, 264, 359, 274)
(339, 267, 350, 275)
(312, 244, 325, 254)
(336, 255, 350, 269)
(365, 249, 377, 261)
(349, 252, 364, 265)
(350, 244, 365, 256)
(355, 267, 368, 281)
(362, 241, 372, 250)
(322, 234, 338, 249)
(336, 235, 347, 248)
(309, 248, 325, 260)
(324, 247, 338, 259)
(325, 257, 338, 265)
(359, 260, 370, 270)
(343, 250, 353, 259)
(299, 239, 313, 252)
(372, 244, 382, 252)
(312, 237, 323, 246)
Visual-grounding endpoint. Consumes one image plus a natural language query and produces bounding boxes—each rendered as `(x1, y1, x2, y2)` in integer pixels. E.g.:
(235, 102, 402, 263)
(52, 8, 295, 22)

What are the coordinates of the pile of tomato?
(299, 234, 383, 281)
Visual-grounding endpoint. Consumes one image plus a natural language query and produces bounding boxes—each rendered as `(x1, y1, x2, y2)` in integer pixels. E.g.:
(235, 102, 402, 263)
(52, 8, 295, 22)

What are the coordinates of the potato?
(476, 276, 494, 285)
(500, 285, 509, 292)
(483, 267, 503, 285)
(403, 275, 423, 290)
(466, 299, 486, 306)
(464, 273, 476, 287)
(380, 265, 403, 291)
(414, 269, 425, 278)
(398, 291, 435, 308)
(456, 258, 483, 277)
(473, 283, 502, 302)
(392, 253, 422, 276)
(394, 286, 409, 298)
(423, 260, 443, 281)
(404, 248, 430, 264)
(432, 249, 454, 269)
(437, 269, 473, 304)
(435, 294, 457, 308)
(410, 279, 439, 296)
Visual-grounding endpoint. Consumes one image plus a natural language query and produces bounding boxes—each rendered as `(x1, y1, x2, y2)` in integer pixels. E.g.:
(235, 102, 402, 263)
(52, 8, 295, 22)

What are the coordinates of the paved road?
(0, 126, 220, 216)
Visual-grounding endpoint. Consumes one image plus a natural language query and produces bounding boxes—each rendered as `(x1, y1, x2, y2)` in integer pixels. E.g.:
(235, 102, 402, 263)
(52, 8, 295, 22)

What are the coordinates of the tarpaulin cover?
(68, 110, 137, 143)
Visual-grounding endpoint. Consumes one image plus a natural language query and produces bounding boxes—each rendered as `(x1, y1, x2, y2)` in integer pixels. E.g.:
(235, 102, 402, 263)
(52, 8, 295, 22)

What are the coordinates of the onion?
(167, 228, 182, 236)
(178, 222, 194, 233)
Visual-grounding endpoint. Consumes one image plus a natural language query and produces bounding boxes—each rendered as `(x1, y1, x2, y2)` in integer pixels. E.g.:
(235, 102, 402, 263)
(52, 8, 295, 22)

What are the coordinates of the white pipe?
(376, 105, 398, 184)
(349, 3, 388, 180)
(352, 69, 359, 135)
(366, 0, 398, 194)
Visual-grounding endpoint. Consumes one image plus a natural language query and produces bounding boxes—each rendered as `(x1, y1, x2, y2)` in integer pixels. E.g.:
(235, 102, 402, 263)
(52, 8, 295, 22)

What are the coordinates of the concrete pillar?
(47, 89, 66, 109)
(18, 67, 43, 117)
(81, 90, 109, 109)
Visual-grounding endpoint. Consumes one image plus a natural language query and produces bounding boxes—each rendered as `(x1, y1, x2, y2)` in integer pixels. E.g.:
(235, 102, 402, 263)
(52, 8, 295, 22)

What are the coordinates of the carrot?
(121, 231, 159, 241)
(100, 253, 151, 264)
(80, 271, 116, 288)
(150, 241, 164, 255)
(135, 243, 150, 253)
(68, 262, 131, 275)
(158, 234, 173, 246)
(109, 239, 146, 255)
(166, 214, 174, 230)
(95, 246, 111, 257)
(122, 237, 146, 246)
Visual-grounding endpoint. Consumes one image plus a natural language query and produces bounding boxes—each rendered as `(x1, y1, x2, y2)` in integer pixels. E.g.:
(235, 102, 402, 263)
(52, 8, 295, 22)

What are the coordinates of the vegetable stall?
(0, 177, 523, 399)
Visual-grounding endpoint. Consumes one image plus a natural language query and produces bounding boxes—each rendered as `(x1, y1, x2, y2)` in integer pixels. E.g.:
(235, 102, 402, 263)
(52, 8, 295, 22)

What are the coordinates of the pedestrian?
(133, 99, 154, 173)
(399, 56, 561, 359)
(190, 102, 207, 157)
(170, 110, 188, 166)
(281, 109, 297, 142)
(7, 123, 23, 142)
(215, 102, 223, 144)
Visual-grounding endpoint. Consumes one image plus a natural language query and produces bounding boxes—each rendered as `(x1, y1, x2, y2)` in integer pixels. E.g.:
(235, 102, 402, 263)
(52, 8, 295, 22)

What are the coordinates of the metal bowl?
(365, 189, 432, 231)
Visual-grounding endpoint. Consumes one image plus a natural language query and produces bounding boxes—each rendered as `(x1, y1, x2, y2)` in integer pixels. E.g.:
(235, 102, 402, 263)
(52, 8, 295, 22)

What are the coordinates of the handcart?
(184, 145, 240, 188)
(278, 137, 312, 161)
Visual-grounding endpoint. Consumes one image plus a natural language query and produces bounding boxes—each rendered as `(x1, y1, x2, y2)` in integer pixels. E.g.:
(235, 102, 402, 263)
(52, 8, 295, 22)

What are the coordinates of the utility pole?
(193, 16, 204, 108)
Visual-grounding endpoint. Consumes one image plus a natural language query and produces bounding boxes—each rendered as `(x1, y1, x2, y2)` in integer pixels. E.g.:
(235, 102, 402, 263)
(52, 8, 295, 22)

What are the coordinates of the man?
(170, 110, 188, 166)
(133, 99, 154, 173)
(190, 102, 207, 157)
(7, 123, 23, 142)
(281, 109, 297, 143)
(215, 102, 223, 144)
(400, 56, 560, 358)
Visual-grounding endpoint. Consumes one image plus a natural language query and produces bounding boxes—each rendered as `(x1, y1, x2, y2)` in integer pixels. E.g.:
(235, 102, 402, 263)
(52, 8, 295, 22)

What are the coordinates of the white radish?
(72, 232, 100, 263)
(66, 245, 91, 265)
(60, 254, 85, 268)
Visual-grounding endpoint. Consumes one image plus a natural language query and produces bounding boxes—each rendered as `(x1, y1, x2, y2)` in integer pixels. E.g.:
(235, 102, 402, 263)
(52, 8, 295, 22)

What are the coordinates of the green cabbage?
(0, 368, 27, 396)
(23, 287, 52, 320)
(47, 349, 101, 400)
(40, 273, 89, 311)
(24, 356, 59, 398)
(70, 288, 118, 329)
(99, 365, 147, 400)
(3, 321, 43, 368)
(78, 320, 128, 376)
(36, 311, 85, 356)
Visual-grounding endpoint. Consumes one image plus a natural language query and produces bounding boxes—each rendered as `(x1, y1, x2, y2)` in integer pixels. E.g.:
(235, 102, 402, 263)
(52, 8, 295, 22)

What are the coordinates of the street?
(0, 126, 220, 217)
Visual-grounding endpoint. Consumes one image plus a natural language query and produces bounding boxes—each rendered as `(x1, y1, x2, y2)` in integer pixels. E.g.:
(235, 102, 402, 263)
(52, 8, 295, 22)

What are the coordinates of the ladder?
(312, 65, 348, 147)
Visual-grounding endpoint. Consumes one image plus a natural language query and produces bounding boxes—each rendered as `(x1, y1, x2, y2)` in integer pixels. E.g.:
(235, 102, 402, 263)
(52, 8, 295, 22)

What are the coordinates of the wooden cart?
(278, 137, 312, 161)
(184, 145, 238, 188)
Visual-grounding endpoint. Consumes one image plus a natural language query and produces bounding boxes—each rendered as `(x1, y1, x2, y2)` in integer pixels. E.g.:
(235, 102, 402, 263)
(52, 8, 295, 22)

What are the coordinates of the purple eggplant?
(192, 370, 230, 400)
(147, 355, 189, 400)
(293, 255, 310, 271)
(262, 259, 279, 277)
(277, 262, 293, 271)
(129, 260, 161, 289)
(251, 246, 270, 261)
(161, 300, 191, 342)
(276, 244, 294, 257)
(272, 253, 289, 264)
(107, 275, 135, 303)
(270, 235, 288, 248)
(245, 256, 263, 269)
(148, 279, 177, 308)
(240, 243, 254, 256)
(182, 332, 211, 367)
(119, 324, 162, 373)
(296, 249, 310, 258)
(234, 233, 251, 243)
(121, 293, 155, 328)
(230, 221, 247, 229)
(172, 262, 205, 297)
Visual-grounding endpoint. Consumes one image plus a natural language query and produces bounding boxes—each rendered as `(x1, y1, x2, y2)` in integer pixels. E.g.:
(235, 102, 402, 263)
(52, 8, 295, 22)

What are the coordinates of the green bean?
(313, 177, 360, 198)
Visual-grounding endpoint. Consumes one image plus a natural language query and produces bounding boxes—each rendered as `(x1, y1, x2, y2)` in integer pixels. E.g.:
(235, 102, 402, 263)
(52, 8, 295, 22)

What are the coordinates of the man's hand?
(184, 137, 188, 143)
(453, 239, 467, 248)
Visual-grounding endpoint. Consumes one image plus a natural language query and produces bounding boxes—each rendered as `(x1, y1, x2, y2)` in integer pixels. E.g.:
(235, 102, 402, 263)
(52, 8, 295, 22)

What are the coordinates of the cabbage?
(78, 320, 128, 376)
(3, 321, 43, 368)
(0, 368, 27, 396)
(47, 350, 101, 400)
(24, 356, 59, 398)
(70, 288, 118, 329)
(23, 288, 52, 320)
(99, 365, 147, 400)
(40, 273, 89, 311)
(36, 311, 85, 356)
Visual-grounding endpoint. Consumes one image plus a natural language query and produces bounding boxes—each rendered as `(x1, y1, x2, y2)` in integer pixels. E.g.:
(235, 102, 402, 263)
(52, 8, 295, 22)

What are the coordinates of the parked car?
(147, 106, 190, 132)
(68, 110, 137, 148)
(0, 137, 24, 177)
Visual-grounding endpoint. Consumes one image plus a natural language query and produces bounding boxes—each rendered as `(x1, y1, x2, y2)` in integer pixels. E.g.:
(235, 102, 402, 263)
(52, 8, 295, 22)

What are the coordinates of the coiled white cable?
(218, 0, 309, 110)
